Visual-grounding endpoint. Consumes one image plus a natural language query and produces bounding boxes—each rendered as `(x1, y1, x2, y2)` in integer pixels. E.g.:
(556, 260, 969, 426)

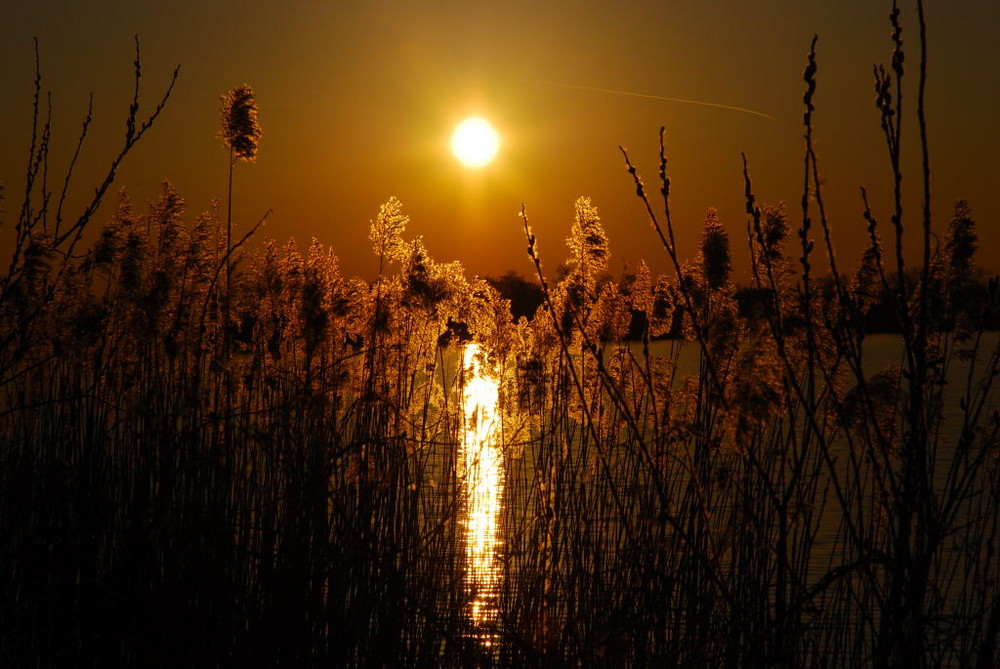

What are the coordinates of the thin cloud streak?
(528, 80, 778, 121)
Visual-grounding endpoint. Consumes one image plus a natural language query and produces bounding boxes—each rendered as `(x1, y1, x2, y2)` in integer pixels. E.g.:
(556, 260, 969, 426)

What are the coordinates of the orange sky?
(2, 1, 998, 282)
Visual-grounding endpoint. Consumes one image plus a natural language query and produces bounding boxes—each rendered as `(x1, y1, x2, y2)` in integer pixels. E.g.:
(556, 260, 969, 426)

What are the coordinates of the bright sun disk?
(451, 117, 500, 168)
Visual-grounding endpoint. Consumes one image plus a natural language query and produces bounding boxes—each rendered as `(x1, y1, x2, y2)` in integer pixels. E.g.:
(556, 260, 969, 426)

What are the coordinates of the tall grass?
(3, 4, 999, 666)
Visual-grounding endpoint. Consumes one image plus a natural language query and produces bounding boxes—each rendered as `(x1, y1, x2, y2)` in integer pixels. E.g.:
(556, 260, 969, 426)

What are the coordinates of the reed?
(2, 4, 998, 666)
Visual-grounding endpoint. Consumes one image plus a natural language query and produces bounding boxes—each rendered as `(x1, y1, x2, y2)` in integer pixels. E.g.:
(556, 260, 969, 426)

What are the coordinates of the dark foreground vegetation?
(3, 4, 999, 667)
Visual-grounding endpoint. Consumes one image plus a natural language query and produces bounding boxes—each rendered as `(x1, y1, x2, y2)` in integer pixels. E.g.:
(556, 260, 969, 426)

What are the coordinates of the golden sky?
(2, 0, 998, 281)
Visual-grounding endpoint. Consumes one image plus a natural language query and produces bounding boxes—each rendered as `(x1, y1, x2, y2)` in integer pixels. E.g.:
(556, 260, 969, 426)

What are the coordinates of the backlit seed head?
(220, 84, 262, 162)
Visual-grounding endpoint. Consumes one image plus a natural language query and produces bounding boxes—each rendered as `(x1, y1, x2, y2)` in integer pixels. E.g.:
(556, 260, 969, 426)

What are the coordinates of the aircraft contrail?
(528, 80, 777, 121)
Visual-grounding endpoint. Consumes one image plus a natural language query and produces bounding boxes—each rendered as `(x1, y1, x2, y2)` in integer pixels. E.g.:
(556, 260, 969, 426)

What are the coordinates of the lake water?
(446, 331, 999, 658)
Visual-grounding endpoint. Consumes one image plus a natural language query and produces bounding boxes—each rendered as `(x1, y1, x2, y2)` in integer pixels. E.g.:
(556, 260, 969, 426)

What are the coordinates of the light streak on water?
(459, 342, 504, 644)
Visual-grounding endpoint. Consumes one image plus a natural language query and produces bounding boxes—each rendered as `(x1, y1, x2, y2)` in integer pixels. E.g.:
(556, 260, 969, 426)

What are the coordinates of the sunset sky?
(2, 0, 998, 282)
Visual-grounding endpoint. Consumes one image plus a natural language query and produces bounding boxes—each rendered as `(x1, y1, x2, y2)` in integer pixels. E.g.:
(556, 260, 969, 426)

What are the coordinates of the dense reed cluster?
(3, 4, 999, 666)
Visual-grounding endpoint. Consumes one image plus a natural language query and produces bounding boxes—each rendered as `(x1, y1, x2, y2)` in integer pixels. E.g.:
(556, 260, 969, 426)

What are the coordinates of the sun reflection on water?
(459, 342, 504, 643)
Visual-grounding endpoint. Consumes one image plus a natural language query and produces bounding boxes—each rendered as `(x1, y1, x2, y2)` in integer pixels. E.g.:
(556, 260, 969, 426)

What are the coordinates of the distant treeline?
(488, 268, 1000, 337)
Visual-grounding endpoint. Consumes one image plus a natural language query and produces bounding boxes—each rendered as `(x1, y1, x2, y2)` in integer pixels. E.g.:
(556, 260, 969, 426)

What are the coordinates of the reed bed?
(2, 3, 999, 666)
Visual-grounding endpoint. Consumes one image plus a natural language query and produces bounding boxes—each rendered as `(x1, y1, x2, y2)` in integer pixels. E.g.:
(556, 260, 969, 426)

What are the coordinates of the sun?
(450, 117, 500, 168)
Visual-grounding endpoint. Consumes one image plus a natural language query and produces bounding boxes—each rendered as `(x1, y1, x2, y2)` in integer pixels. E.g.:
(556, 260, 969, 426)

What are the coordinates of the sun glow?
(450, 117, 500, 168)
